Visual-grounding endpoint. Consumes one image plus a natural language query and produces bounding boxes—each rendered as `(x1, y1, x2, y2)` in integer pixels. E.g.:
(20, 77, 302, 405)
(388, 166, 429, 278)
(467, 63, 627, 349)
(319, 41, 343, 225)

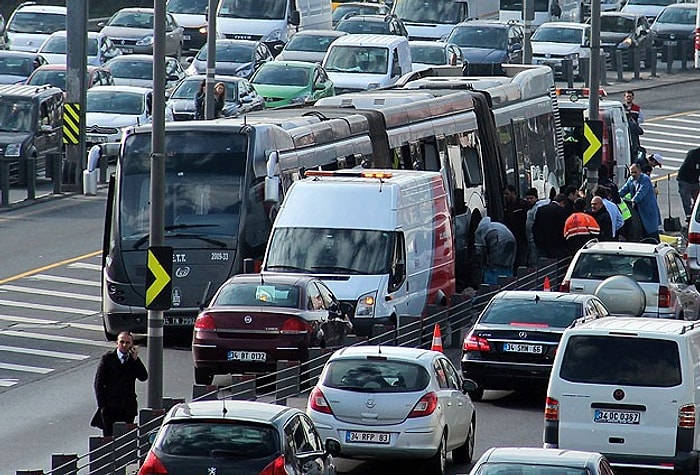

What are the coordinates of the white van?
(262, 169, 456, 336)
(391, 0, 499, 41)
(545, 317, 700, 473)
(216, 0, 332, 54)
(322, 34, 412, 93)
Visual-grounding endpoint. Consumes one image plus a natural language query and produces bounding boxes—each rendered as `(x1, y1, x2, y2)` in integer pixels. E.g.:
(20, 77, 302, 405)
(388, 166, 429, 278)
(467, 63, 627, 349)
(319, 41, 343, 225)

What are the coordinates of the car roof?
(331, 33, 408, 47)
(660, 3, 696, 9)
(183, 74, 246, 83)
(0, 84, 62, 98)
(577, 241, 671, 255)
(600, 11, 643, 18)
(340, 13, 392, 22)
(330, 345, 438, 363)
(0, 50, 43, 59)
(454, 20, 514, 28)
(232, 273, 320, 286)
(480, 447, 602, 466)
(165, 400, 298, 424)
(538, 21, 589, 29)
(294, 29, 348, 37)
(107, 54, 157, 62)
(410, 40, 451, 47)
(570, 316, 700, 335)
(115, 7, 155, 14)
(490, 290, 596, 304)
(259, 60, 317, 69)
(87, 85, 152, 94)
(13, 4, 66, 14)
(32, 64, 107, 72)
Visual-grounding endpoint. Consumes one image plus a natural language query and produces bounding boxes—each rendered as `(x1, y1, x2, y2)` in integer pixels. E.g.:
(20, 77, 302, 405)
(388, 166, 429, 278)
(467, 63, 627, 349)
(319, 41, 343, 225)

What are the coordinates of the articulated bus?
(100, 65, 559, 339)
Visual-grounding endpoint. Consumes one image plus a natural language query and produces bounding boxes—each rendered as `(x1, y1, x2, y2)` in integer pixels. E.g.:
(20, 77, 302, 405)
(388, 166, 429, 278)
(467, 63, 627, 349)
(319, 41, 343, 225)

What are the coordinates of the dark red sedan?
(192, 274, 352, 385)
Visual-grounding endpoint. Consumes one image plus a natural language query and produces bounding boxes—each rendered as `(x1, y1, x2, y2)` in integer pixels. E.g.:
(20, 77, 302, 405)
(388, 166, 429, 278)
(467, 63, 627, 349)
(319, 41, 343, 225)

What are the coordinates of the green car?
(251, 60, 335, 108)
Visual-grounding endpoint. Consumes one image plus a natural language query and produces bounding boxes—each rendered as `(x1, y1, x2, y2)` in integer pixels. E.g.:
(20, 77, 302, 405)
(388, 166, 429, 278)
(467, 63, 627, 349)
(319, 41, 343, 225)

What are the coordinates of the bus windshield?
(120, 131, 247, 242)
(393, 0, 466, 25)
(266, 228, 395, 275)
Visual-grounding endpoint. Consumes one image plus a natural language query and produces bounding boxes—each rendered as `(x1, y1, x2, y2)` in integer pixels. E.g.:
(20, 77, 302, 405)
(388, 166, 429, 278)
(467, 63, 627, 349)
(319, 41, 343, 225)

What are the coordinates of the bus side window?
(462, 147, 483, 187)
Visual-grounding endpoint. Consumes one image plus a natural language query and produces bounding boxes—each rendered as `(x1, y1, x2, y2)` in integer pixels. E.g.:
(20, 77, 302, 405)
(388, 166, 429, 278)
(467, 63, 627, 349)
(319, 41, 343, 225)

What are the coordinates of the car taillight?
(138, 451, 168, 475)
(688, 232, 700, 244)
(560, 280, 570, 292)
(260, 454, 286, 475)
(463, 333, 491, 352)
(544, 396, 559, 422)
(280, 317, 310, 334)
(409, 392, 438, 418)
(679, 404, 696, 429)
(308, 386, 333, 415)
(659, 286, 671, 308)
(194, 312, 216, 331)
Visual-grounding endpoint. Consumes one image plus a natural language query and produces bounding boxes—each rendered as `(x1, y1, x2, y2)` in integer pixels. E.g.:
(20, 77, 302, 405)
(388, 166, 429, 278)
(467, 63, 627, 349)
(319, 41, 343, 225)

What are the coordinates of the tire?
(452, 417, 475, 464)
(468, 386, 484, 402)
(103, 320, 117, 342)
(194, 367, 213, 386)
(425, 431, 447, 475)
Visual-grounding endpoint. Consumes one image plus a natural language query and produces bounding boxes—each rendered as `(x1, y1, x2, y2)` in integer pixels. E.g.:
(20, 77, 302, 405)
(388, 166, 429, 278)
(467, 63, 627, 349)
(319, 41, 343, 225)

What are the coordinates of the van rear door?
(554, 334, 683, 458)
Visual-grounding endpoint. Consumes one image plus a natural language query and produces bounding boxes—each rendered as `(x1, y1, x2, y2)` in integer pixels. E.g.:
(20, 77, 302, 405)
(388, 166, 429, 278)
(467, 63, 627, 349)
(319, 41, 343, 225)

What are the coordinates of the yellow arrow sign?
(146, 247, 172, 310)
(583, 121, 602, 166)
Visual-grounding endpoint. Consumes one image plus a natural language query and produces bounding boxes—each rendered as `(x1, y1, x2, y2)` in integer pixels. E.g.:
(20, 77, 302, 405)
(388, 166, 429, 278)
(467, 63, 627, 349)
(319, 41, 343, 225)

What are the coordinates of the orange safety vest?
(564, 212, 601, 240)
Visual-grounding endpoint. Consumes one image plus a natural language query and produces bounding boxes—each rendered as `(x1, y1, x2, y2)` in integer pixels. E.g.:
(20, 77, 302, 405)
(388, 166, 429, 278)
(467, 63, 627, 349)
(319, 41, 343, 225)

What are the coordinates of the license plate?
(121, 47, 134, 53)
(663, 40, 677, 46)
(183, 34, 191, 40)
(86, 135, 109, 143)
(594, 409, 641, 424)
(346, 431, 390, 444)
(164, 316, 196, 325)
(227, 351, 266, 362)
(503, 343, 543, 354)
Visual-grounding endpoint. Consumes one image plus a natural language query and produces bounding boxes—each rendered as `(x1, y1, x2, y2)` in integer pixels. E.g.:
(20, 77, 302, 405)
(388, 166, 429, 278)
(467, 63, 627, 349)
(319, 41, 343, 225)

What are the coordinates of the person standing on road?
(503, 185, 528, 267)
(623, 90, 644, 124)
(525, 187, 551, 265)
(619, 163, 661, 243)
(475, 216, 517, 285)
(564, 198, 601, 255)
(590, 196, 613, 241)
(533, 193, 569, 260)
(677, 146, 700, 223)
(91, 331, 148, 437)
(194, 79, 206, 120)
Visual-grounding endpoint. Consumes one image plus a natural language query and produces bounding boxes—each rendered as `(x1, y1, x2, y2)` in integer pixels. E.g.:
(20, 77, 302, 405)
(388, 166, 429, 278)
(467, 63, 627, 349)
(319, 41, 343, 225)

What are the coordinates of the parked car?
(332, 2, 391, 27)
(307, 345, 477, 475)
(469, 447, 616, 475)
(186, 39, 274, 79)
(0, 50, 47, 84)
(561, 240, 700, 320)
(650, 3, 698, 61)
(139, 400, 339, 475)
(335, 13, 409, 37)
(26, 64, 115, 93)
(621, 0, 677, 23)
(166, 74, 265, 120)
(597, 12, 652, 70)
(5, 3, 66, 52)
(37, 30, 122, 66)
(445, 20, 523, 75)
(409, 40, 464, 70)
(461, 290, 611, 401)
(531, 21, 591, 79)
(104, 54, 186, 90)
(99, 7, 184, 58)
(276, 29, 348, 63)
(166, 0, 217, 54)
(251, 60, 335, 108)
(192, 274, 352, 385)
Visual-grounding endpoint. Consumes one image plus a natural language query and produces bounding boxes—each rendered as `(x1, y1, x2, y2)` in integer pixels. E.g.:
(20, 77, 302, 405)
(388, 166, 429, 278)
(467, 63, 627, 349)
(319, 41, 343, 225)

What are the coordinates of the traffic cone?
(431, 324, 443, 353)
(543, 276, 551, 292)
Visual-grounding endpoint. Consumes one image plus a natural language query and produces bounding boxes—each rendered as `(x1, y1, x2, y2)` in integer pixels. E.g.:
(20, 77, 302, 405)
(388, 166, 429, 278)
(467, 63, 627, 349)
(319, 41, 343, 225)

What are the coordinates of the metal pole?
(588, 0, 600, 122)
(523, 0, 533, 64)
(66, 0, 87, 190)
(148, 0, 167, 411)
(205, 0, 219, 119)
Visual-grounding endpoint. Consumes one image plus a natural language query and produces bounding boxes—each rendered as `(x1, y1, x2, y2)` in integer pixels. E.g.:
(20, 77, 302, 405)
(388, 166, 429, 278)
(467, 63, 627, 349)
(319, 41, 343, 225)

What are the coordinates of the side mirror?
(462, 378, 478, 393)
(97, 21, 105, 28)
(290, 10, 301, 26)
(39, 124, 52, 133)
(325, 438, 341, 456)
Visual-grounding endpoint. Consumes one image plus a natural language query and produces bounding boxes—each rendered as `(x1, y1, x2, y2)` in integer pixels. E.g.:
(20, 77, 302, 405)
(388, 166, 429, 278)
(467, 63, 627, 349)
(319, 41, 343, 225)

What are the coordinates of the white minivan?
(545, 317, 700, 474)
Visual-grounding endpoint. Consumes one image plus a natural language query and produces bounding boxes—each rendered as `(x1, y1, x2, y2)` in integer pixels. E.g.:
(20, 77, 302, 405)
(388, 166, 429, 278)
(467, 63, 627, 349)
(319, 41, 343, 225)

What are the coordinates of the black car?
(140, 400, 339, 475)
(166, 74, 265, 120)
(335, 13, 409, 37)
(650, 3, 697, 61)
(445, 20, 523, 75)
(0, 50, 47, 84)
(597, 12, 652, 70)
(0, 84, 63, 185)
(187, 39, 274, 79)
(461, 290, 610, 401)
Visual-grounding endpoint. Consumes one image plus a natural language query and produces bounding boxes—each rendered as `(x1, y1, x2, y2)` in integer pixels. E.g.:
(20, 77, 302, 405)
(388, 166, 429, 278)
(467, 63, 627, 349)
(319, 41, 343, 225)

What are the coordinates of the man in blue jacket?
(619, 163, 661, 243)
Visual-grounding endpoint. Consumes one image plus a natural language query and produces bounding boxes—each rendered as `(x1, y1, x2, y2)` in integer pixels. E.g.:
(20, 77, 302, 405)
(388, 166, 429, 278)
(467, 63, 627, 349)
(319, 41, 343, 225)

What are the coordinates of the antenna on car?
(221, 399, 228, 418)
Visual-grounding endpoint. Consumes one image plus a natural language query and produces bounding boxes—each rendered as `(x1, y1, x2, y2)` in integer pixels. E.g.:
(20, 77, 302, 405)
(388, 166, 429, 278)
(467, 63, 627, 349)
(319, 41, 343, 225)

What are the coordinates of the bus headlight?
(355, 291, 377, 317)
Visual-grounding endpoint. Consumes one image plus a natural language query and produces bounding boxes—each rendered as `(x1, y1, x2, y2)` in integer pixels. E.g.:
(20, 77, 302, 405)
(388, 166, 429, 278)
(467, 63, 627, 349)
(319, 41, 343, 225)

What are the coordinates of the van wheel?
(425, 431, 447, 475)
(103, 321, 117, 342)
(452, 416, 475, 464)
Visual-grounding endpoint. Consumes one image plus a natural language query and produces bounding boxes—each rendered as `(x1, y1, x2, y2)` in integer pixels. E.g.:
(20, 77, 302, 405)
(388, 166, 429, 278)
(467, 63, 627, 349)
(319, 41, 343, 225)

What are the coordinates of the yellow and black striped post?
(63, 102, 81, 145)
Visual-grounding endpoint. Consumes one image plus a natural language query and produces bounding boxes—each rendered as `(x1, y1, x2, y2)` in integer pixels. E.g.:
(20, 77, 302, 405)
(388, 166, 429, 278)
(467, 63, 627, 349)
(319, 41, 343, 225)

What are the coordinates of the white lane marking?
(29, 274, 101, 287)
(644, 123, 700, 133)
(0, 285, 100, 302)
(0, 330, 113, 348)
(0, 300, 93, 315)
(68, 262, 102, 271)
(641, 131, 700, 140)
(0, 345, 89, 360)
(0, 379, 18, 387)
(640, 137, 700, 147)
(0, 315, 103, 332)
(0, 362, 53, 374)
(667, 118, 700, 125)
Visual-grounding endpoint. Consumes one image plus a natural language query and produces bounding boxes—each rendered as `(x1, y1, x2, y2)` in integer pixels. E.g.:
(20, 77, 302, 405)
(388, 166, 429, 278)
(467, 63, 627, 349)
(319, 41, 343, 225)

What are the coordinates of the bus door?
(511, 118, 535, 195)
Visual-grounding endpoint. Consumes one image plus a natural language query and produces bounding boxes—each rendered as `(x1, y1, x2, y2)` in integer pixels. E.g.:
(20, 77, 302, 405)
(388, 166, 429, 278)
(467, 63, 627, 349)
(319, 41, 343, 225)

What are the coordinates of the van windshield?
(324, 45, 388, 73)
(266, 228, 395, 275)
(393, 0, 466, 25)
(560, 335, 681, 387)
(218, 0, 286, 20)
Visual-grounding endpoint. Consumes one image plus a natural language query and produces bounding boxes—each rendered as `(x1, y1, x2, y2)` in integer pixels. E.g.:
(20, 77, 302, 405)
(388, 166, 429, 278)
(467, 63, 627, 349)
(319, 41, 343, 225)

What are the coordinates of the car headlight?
(5, 143, 22, 157)
(288, 95, 310, 105)
(262, 29, 283, 42)
(367, 82, 380, 90)
(566, 52, 579, 60)
(236, 65, 253, 78)
(136, 35, 154, 46)
(355, 291, 377, 317)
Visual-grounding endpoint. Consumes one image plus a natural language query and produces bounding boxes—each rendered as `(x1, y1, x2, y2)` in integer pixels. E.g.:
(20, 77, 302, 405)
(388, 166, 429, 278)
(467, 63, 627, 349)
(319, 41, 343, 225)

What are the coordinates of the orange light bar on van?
(360, 171, 393, 179)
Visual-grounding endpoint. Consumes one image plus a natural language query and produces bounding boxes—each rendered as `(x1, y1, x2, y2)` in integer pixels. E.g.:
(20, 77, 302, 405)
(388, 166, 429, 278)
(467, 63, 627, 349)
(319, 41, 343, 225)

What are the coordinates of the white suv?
(531, 22, 591, 79)
(6, 3, 66, 52)
(561, 241, 700, 320)
(545, 317, 700, 473)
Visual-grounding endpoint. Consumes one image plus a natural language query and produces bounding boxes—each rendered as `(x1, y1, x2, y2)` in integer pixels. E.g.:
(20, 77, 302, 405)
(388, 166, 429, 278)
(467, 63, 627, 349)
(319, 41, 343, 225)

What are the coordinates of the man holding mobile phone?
(91, 331, 148, 437)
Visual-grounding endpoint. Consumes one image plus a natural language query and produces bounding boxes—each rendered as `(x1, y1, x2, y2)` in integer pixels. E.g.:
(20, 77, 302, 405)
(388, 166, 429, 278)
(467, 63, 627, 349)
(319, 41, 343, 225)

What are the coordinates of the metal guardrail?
(18, 258, 571, 475)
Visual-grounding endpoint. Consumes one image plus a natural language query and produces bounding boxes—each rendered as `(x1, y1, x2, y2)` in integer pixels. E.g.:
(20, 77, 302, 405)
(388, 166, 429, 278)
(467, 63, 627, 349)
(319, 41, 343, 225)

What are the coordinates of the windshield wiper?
(265, 264, 314, 273)
(131, 224, 222, 249)
(311, 265, 363, 274)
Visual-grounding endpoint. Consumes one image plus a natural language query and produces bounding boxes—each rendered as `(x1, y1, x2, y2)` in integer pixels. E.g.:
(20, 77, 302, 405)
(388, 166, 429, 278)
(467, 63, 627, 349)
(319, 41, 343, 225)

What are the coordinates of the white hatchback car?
(531, 22, 591, 79)
(307, 345, 477, 475)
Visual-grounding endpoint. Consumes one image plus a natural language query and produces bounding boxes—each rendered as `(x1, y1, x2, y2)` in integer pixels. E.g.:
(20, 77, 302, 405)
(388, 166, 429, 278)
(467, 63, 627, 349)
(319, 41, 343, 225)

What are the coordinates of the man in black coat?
(677, 146, 700, 221)
(92, 331, 148, 437)
(533, 193, 569, 259)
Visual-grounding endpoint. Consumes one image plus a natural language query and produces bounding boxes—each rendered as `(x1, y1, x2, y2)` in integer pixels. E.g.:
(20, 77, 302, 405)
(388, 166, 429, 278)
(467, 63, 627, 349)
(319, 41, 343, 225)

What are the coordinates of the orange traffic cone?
(543, 276, 551, 292)
(431, 324, 443, 353)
